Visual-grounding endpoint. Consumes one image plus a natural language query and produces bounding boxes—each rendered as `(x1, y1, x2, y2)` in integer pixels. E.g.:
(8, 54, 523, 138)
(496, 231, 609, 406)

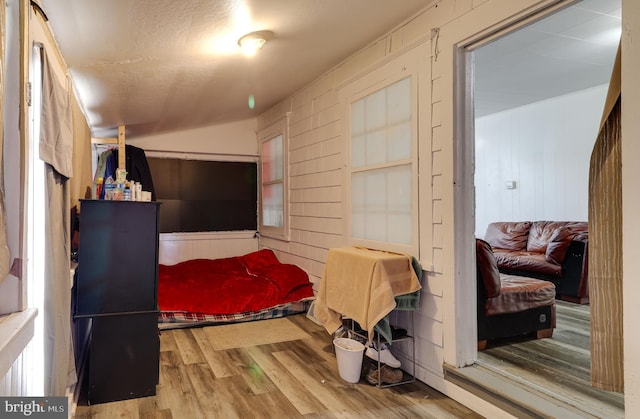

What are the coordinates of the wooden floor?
(477, 300, 625, 418)
(74, 314, 482, 418)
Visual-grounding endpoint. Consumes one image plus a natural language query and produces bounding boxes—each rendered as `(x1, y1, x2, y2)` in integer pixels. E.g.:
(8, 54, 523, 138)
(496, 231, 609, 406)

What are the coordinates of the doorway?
(468, 0, 621, 414)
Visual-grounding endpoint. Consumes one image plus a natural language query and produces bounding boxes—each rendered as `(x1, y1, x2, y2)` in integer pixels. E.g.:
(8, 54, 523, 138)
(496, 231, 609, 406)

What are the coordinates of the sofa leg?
(477, 340, 487, 350)
(536, 328, 553, 339)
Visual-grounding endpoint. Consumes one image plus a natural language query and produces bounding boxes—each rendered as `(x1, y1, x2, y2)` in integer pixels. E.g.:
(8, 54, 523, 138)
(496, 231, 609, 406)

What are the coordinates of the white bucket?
(333, 337, 365, 383)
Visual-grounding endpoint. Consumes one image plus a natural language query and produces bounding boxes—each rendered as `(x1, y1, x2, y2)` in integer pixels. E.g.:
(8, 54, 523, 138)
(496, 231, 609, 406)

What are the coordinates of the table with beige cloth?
(314, 247, 422, 343)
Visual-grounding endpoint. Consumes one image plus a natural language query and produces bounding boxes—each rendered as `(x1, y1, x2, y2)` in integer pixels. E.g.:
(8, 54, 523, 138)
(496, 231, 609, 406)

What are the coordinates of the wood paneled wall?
(0, 353, 27, 396)
(475, 85, 607, 237)
(158, 232, 258, 265)
(255, 3, 604, 416)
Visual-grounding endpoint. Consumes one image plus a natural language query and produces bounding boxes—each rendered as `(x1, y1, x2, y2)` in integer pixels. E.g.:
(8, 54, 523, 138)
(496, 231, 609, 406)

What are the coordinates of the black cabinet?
(76, 201, 159, 315)
(88, 313, 159, 402)
(75, 200, 160, 404)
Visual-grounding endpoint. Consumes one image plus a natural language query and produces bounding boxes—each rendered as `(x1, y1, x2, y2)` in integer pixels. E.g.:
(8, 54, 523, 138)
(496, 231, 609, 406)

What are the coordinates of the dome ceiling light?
(238, 30, 274, 56)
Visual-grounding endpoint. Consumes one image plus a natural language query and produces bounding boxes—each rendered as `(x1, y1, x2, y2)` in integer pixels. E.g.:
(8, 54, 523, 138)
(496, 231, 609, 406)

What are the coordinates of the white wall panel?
(0, 309, 36, 396)
(259, 3, 615, 417)
(475, 84, 607, 237)
(158, 232, 258, 265)
(0, 353, 27, 396)
(129, 118, 258, 156)
(259, 27, 441, 389)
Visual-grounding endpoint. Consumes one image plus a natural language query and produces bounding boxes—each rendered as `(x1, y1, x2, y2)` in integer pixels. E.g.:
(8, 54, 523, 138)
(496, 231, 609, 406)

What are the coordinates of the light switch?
(505, 180, 516, 189)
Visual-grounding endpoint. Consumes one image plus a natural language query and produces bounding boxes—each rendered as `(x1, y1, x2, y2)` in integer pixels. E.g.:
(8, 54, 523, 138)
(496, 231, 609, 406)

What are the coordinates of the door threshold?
(444, 362, 618, 419)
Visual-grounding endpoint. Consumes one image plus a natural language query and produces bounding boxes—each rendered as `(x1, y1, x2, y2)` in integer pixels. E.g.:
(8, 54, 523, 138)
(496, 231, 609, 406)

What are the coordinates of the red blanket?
(158, 249, 313, 315)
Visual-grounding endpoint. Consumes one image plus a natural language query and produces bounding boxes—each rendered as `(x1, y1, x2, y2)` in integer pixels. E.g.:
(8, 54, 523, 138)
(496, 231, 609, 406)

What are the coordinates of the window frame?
(341, 53, 421, 257)
(258, 114, 290, 240)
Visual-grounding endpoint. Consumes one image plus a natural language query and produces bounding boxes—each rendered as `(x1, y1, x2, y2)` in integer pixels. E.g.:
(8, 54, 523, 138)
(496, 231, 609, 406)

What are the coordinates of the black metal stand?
(345, 312, 416, 388)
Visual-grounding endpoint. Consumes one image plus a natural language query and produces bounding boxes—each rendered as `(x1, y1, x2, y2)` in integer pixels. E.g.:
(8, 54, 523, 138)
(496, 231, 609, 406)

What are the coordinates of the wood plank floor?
(477, 300, 625, 418)
(74, 315, 483, 418)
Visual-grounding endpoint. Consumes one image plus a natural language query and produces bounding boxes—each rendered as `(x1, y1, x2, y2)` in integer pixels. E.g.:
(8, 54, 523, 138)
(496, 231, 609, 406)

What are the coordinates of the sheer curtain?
(588, 43, 623, 393)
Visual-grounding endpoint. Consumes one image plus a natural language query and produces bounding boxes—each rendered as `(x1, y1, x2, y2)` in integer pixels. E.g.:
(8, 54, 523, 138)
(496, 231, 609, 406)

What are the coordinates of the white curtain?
(40, 49, 76, 396)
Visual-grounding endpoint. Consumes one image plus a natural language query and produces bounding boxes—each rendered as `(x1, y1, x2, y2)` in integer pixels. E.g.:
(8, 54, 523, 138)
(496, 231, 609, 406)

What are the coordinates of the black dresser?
(74, 199, 160, 404)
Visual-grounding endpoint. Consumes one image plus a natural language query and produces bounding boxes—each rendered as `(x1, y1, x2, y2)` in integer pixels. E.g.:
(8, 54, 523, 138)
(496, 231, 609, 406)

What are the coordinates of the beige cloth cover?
(314, 247, 421, 342)
(40, 50, 73, 179)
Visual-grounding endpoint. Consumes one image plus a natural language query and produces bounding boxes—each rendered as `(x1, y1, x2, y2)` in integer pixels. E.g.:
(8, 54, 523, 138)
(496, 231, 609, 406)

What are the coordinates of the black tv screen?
(147, 157, 257, 233)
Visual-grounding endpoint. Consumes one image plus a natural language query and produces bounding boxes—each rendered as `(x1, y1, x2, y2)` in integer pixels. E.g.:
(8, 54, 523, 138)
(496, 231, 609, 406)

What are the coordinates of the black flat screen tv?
(147, 157, 257, 233)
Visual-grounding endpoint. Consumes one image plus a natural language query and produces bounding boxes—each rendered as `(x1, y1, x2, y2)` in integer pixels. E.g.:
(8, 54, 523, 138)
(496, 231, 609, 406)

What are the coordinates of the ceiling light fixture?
(238, 30, 273, 56)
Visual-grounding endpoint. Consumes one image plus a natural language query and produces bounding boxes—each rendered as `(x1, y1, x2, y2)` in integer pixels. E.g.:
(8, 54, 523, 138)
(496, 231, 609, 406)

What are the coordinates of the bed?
(157, 249, 315, 330)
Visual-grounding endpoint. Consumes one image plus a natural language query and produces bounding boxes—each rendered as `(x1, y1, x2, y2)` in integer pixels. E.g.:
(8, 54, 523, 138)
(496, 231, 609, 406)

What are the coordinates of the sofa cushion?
(476, 239, 501, 298)
(545, 227, 574, 265)
(525, 221, 576, 265)
(527, 221, 563, 253)
(485, 274, 556, 316)
(485, 222, 531, 251)
(493, 249, 563, 277)
(567, 221, 589, 242)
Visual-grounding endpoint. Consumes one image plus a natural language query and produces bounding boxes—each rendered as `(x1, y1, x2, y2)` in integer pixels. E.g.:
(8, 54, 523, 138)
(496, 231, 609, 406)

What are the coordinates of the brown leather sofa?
(476, 238, 556, 350)
(483, 221, 589, 304)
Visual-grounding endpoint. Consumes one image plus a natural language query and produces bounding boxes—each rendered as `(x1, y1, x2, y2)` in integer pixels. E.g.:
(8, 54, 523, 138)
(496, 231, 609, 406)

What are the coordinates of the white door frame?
(451, 0, 578, 367)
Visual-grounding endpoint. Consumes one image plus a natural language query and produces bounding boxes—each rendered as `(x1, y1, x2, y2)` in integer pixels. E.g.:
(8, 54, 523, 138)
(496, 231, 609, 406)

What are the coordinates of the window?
(25, 42, 46, 396)
(344, 54, 420, 256)
(262, 135, 283, 227)
(351, 77, 413, 244)
(259, 116, 289, 238)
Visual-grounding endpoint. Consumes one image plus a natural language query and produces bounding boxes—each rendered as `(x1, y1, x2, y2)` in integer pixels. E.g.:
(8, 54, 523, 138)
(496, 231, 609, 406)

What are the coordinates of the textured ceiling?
(37, 0, 430, 138)
(37, 0, 621, 138)
(475, 0, 621, 117)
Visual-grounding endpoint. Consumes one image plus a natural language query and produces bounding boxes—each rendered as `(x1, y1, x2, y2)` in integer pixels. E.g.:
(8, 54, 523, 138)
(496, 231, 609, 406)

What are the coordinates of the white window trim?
(339, 47, 425, 258)
(258, 114, 290, 240)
